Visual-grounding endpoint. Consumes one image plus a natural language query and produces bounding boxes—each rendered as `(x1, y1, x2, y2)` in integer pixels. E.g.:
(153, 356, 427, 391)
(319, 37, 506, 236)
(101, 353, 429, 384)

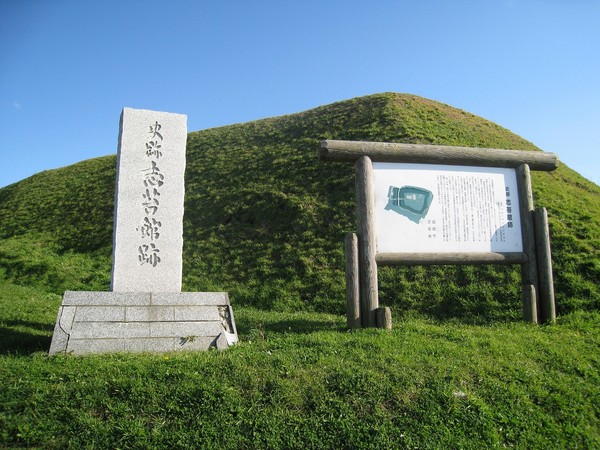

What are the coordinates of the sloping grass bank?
(1, 282, 598, 448)
(1, 93, 598, 321)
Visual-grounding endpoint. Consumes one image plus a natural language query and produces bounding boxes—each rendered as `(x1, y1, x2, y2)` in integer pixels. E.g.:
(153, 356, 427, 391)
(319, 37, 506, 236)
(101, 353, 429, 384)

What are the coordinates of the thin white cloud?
(12, 101, 22, 110)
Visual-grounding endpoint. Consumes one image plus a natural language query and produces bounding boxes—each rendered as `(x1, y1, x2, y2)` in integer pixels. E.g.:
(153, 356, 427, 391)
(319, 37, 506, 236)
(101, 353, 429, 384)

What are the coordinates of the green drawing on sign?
(385, 185, 433, 224)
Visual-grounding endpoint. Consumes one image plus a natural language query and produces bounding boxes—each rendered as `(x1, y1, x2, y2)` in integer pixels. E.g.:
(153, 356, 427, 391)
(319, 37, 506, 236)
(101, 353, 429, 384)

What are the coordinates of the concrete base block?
(49, 291, 238, 355)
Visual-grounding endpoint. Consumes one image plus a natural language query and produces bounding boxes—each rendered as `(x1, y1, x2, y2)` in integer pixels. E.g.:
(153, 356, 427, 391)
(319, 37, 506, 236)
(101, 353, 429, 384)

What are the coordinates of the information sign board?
(373, 163, 523, 254)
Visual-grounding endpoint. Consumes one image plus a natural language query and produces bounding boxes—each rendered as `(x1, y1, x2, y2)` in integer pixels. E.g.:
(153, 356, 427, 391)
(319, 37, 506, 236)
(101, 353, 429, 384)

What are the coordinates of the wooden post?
(356, 156, 379, 327)
(517, 164, 539, 323)
(345, 232, 361, 329)
(534, 207, 556, 324)
(376, 307, 392, 330)
(522, 284, 538, 325)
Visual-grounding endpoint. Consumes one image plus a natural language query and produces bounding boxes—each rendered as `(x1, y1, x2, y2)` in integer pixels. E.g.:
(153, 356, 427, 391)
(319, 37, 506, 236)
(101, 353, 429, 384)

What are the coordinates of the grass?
(1, 281, 599, 448)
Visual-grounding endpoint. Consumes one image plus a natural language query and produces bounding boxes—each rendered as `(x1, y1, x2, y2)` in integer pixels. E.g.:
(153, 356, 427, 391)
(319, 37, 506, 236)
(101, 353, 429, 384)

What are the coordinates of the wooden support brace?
(534, 207, 556, 324)
(320, 140, 559, 171)
(376, 307, 392, 330)
(345, 232, 361, 329)
(377, 252, 527, 266)
(517, 164, 539, 323)
(522, 285, 538, 325)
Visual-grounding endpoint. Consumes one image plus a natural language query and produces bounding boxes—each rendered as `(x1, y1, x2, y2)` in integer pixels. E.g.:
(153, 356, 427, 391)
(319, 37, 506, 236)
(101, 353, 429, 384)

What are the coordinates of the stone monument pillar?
(49, 108, 238, 355)
(111, 108, 187, 292)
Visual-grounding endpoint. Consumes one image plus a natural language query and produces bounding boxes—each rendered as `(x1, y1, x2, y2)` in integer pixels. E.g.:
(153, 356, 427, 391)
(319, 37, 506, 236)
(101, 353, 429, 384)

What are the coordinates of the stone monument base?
(49, 291, 238, 355)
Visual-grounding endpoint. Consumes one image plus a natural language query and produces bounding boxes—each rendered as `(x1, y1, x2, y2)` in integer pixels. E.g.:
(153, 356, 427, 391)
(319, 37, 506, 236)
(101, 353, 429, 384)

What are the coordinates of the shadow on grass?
(235, 316, 346, 337)
(0, 320, 53, 355)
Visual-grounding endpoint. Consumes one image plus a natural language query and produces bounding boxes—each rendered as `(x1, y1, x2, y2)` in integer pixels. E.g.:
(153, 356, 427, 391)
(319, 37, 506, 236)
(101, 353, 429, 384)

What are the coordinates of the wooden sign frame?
(320, 140, 559, 328)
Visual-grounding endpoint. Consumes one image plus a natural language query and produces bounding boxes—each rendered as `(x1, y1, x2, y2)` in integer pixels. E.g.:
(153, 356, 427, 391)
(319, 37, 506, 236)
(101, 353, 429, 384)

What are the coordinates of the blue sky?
(1, 0, 599, 188)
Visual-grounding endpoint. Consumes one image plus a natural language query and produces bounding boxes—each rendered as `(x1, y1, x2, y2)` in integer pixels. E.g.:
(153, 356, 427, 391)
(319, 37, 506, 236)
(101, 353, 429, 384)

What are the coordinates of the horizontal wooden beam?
(319, 140, 559, 171)
(376, 252, 527, 266)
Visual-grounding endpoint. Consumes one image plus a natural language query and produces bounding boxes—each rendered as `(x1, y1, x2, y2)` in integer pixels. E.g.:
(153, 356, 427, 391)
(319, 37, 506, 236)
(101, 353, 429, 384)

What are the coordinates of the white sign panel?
(373, 163, 523, 254)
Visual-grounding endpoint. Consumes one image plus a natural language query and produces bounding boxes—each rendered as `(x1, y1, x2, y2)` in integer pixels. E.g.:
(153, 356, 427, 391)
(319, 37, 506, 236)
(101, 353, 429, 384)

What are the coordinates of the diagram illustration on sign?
(384, 185, 433, 224)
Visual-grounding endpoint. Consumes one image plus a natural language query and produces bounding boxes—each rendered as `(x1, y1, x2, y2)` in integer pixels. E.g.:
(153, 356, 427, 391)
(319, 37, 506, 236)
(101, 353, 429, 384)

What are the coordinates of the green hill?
(0, 93, 598, 320)
(1, 93, 599, 448)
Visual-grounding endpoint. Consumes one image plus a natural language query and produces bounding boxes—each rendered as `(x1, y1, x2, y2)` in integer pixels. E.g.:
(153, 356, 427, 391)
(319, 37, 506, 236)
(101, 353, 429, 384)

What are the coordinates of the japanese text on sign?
(137, 121, 164, 266)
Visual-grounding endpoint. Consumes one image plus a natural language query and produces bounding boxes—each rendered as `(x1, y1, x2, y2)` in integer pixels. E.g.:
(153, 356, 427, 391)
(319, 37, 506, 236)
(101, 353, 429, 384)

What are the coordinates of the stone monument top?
(111, 108, 187, 292)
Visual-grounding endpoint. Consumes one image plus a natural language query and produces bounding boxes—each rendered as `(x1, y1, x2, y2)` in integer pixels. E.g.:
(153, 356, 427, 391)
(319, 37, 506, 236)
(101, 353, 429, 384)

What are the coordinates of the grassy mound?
(0, 92, 598, 321)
